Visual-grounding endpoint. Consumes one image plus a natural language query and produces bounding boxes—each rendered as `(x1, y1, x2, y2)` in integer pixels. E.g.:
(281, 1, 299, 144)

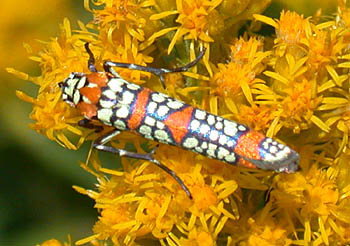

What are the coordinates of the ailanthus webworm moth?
(59, 43, 299, 198)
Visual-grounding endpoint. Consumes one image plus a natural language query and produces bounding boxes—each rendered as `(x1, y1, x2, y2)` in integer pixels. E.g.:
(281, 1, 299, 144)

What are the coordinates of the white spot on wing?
(224, 153, 236, 163)
(208, 143, 217, 151)
(206, 143, 217, 158)
(156, 121, 165, 129)
(200, 124, 210, 135)
(190, 120, 200, 130)
(223, 120, 238, 137)
(217, 147, 229, 159)
(201, 142, 208, 149)
(195, 109, 206, 120)
(116, 106, 129, 118)
(108, 78, 125, 92)
(227, 141, 234, 147)
(238, 125, 246, 131)
(206, 149, 216, 158)
(145, 116, 156, 126)
(195, 146, 203, 153)
(121, 91, 135, 105)
(97, 108, 113, 123)
(262, 141, 269, 150)
(207, 115, 215, 125)
(269, 145, 278, 154)
(167, 100, 183, 109)
(157, 105, 169, 117)
(147, 102, 157, 113)
(126, 83, 140, 91)
(215, 121, 223, 130)
(152, 93, 166, 102)
(103, 89, 117, 100)
(139, 125, 152, 137)
(154, 130, 169, 141)
(209, 130, 219, 141)
(218, 135, 227, 146)
(183, 137, 199, 149)
(114, 120, 126, 130)
(100, 100, 115, 108)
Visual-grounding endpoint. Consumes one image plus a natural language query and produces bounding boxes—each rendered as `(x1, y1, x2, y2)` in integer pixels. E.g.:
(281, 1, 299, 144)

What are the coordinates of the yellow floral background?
(3, 0, 347, 245)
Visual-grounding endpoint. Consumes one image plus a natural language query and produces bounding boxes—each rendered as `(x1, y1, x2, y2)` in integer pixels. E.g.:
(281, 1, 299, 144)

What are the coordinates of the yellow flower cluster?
(10, 0, 350, 245)
(39, 237, 71, 246)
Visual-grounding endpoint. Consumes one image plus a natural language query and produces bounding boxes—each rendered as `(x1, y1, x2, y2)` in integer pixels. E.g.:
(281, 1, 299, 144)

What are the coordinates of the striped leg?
(103, 50, 206, 88)
(85, 43, 98, 72)
(92, 129, 192, 199)
(84, 42, 205, 82)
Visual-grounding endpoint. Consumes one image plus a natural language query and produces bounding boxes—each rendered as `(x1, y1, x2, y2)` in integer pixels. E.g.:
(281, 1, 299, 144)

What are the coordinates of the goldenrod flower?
(39, 239, 63, 246)
(238, 104, 276, 132)
(271, 164, 350, 245)
(246, 217, 292, 246)
(209, 37, 270, 128)
(84, 0, 159, 44)
(338, 0, 350, 27)
(229, 37, 266, 63)
(75, 146, 240, 245)
(148, 0, 271, 75)
(307, 28, 345, 71)
(280, 78, 323, 133)
(9, 19, 95, 149)
(39, 237, 71, 246)
(150, 0, 220, 53)
(213, 62, 256, 98)
(276, 10, 310, 45)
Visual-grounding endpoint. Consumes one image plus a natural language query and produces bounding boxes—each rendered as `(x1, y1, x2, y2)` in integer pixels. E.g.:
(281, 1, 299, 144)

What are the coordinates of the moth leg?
(103, 49, 206, 88)
(78, 118, 103, 132)
(84, 43, 98, 72)
(93, 129, 192, 199)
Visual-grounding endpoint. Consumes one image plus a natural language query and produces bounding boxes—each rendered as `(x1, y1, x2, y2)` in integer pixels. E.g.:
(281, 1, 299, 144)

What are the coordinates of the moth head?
(59, 72, 87, 107)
